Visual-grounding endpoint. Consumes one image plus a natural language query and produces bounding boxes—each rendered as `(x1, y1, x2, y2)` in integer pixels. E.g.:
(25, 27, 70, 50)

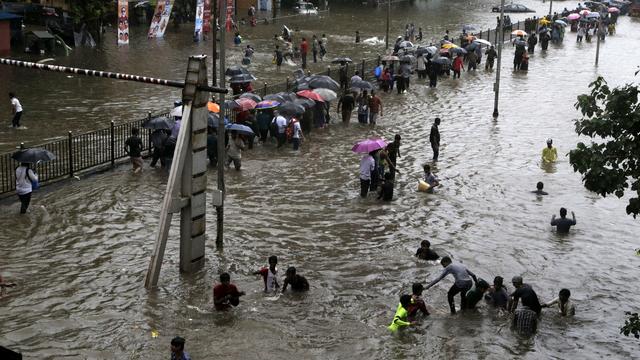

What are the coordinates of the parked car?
(294, 2, 318, 15)
(492, 4, 535, 13)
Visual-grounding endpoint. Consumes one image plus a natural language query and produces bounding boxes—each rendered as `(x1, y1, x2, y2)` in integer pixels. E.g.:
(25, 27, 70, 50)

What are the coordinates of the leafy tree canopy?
(570, 75, 640, 218)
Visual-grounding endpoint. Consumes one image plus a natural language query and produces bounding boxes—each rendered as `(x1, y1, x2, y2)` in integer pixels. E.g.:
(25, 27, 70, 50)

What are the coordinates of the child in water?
(423, 164, 440, 193)
(253, 255, 279, 293)
(542, 288, 576, 316)
(377, 172, 394, 201)
(388, 294, 416, 332)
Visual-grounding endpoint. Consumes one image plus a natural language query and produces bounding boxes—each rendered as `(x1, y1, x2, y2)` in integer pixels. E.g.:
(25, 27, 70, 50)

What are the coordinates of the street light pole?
(595, 18, 601, 66)
(493, 0, 505, 118)
(549, 0, 553, 16)
(216, 0, 226, 247)
(212, 0, 217, 86)
(385, 0, 390, 50)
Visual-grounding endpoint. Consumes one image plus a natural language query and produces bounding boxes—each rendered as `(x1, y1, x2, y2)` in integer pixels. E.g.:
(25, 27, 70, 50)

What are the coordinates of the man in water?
(430, 117, 441, 161)
(542, 288, 576, 316)
(464, 279, 490, 309)
(532, 181, 548, 195)
(508, 276, 541, 316)
(282, 266, 310, 292)
(359, 151, 376, 198)
(9, 92, 23, 128)
(386, 134, 401, 178)
(424, 256, 479, 314)
(274, 111, 288, 148)
(485, 46, 497, 70)
(485, 276, 509, 309)
(337, 91, 355, 123)
(213, 272, 245, 311)
(415, 240, 439, 260)
(170, 336, 191, 360)
(542, 138, 558, 162)
(377, 172, 394, 201)
(551, 207, 576, 233)
(350, 71, 362, 86)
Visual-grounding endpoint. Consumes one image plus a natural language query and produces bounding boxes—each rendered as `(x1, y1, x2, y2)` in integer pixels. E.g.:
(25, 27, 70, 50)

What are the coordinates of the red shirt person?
(213, 272, 245, 311)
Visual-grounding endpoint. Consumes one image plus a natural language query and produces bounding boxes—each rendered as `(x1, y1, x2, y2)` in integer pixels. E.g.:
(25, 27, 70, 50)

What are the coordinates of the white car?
(294, 2, 319, 15)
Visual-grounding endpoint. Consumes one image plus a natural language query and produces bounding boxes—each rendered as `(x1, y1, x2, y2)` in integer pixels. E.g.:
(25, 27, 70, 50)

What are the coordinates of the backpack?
(285, 119, 297, 142)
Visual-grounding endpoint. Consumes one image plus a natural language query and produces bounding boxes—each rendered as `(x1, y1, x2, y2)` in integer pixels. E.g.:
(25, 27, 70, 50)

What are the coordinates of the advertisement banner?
(203, 0, 211, 35)
(194, 0, 205, 41)
(148, 0, 174, 39)
(117, 0, 129, 45)
(225, 0, 233, 31)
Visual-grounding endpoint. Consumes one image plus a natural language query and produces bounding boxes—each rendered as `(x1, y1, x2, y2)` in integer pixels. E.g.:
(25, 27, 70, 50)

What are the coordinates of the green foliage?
(621, 312, 640, 339)
(68, 0, 110, 24)
(570, 75, 640, 218)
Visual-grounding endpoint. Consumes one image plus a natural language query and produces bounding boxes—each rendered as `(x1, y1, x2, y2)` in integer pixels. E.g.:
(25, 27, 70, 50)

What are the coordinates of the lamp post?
(493, 0, 505, 117)
(216, 0, 226, 247)
(549, 0, 553, 16)
(595, 17, 602, 65)
(385, 0, 390, 50)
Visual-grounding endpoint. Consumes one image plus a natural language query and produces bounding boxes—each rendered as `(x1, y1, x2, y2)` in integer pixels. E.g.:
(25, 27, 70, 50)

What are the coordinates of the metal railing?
(0, 114, 164, 196)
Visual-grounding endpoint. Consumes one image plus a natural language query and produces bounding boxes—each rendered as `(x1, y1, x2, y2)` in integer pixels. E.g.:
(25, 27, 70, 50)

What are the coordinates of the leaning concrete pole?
(179, 56, 209, 273)
(145, 55, 210, 288)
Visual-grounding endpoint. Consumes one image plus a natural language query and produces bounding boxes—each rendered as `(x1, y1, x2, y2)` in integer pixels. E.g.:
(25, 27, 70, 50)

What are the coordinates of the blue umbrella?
(226, 123, 255, 136)
(208, 113, 229, 128)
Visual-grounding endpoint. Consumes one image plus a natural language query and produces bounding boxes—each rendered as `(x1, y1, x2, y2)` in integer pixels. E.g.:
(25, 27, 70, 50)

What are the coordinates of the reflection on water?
(1, 3, 640, 360)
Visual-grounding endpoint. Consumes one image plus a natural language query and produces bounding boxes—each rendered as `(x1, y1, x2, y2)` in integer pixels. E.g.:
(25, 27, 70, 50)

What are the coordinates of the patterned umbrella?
(256, 100, 280, 109)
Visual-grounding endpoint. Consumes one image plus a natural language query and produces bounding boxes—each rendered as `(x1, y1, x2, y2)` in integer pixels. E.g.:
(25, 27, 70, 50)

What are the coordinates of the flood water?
(1, 2, 640, 359)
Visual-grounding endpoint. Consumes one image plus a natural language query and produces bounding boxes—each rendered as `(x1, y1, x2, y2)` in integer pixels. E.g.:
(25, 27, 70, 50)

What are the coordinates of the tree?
(570, 75, 640, 218)
(69, 0, 112, 43)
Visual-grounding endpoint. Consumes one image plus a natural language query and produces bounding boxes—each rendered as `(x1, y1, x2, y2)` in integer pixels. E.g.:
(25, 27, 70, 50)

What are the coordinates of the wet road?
(1, 2, 640, 359)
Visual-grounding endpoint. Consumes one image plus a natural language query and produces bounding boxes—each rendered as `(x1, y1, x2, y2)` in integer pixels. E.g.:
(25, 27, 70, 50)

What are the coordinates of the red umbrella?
(296, 90, 325, 102)
(233, 98, 257, 112)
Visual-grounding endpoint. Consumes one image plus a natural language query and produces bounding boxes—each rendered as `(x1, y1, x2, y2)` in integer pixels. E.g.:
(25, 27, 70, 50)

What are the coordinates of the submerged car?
(492, 3, 535, 13)
(294, 2, 319, 15)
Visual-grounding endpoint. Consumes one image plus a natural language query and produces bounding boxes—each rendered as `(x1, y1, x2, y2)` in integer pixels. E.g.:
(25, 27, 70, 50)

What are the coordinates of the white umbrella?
(312, 88, 337, 102)
(473, 39, 492, 46)
(170, 106, 183, 117)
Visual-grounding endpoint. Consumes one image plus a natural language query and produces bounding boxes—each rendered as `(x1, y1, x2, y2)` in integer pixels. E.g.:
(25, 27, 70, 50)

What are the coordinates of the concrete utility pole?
(549, 0, 553, 16)
(493, 0, 505, 117)
(385, 0, 391, 50)
(216, 0, 227, 248)
(145, 56, 210, 288)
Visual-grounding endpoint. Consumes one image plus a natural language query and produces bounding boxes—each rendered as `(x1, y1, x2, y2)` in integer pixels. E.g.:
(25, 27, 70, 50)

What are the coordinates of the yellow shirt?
(542, 146, 558, 162)
(387, 303, 411, 332)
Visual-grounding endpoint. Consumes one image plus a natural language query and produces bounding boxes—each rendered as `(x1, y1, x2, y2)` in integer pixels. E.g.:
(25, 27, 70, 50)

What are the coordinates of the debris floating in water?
(151, 329, 159, 338)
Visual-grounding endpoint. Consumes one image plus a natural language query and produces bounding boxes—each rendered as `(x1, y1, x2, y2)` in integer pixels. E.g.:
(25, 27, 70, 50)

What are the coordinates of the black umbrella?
(239, 92, 262, 102)
(264, 93, 288, 103)
(294, 97, 315, 109)
(142, 116, 174, 130)
(225, 65, 252, 77)
(229, 73, 257, 84)
(331, 57, 353, 64)
(432, 57, 451, 65)
(12, 148, 56, 163)
(306, 75, 340, 91)
(351, 80, 374, 91)
(150, 130, 169, 149)
(208, 112, 229, 128)
(278, 101, 306, 115)
(400, 55, 415, 63)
